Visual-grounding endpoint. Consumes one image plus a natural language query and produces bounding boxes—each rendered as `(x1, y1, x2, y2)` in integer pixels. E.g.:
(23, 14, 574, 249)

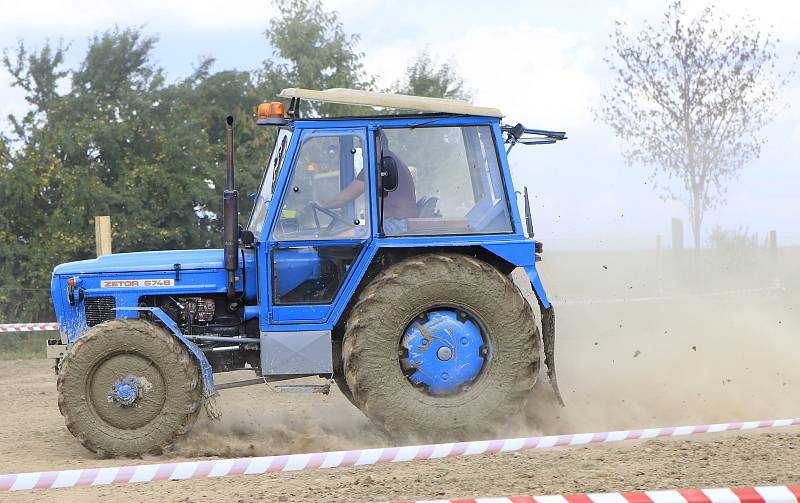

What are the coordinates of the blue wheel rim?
(400, 308, 488, 395)
(109, 374, 142, 407)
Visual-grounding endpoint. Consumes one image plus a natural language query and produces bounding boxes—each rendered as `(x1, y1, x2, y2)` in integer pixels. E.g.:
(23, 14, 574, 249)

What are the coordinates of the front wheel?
(57, 318, 202, 456)
(342, 253, 540, 440)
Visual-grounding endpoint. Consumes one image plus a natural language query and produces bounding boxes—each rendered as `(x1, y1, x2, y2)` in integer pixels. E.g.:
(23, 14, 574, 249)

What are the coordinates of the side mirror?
(509, 123, 525, 141)
(381, 156, 398, 192)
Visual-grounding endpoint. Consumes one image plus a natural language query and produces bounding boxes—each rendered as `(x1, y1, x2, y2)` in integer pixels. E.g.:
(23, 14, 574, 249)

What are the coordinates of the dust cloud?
(523, 248, 800, 434)
(172, 248, 798, 457)
(171, 380, 385, 458)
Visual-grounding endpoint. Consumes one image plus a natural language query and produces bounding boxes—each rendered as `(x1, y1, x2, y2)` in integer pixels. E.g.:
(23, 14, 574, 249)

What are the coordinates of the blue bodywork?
(254, 115, 550, 331)
(51, 249, 257, 343)
(50, 113, 559, 400)
(272, 248, 321, 297)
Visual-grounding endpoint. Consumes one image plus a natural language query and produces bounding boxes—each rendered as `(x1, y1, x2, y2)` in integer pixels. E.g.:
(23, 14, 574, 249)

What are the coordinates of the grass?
(0, 331, 54, 360)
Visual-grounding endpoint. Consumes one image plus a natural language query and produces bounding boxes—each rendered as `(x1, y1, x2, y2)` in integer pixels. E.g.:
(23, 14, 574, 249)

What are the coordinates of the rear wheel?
(57, 318, 202, 456)
(332, 339, 357, 405)
(342, 253, 539, 440)
(333, 375, 356, 405)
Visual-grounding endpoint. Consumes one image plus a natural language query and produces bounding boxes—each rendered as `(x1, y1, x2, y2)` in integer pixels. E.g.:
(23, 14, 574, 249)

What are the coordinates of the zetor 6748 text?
(48, 88, 566, 456)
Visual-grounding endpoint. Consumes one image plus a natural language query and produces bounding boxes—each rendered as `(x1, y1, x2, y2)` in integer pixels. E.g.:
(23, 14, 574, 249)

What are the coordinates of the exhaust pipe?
(223, 115, 239, 298)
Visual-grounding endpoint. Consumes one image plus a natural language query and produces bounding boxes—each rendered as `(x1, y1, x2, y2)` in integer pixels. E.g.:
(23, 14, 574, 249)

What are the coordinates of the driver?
(318, 149, 416, 235)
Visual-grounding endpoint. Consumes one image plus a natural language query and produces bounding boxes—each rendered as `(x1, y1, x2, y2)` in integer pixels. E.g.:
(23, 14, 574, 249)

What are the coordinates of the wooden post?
(768, 230, 777, 256)
(95, 216, 112, 256)
(655, 235, 663, 295)
(671, 218, 683, 251)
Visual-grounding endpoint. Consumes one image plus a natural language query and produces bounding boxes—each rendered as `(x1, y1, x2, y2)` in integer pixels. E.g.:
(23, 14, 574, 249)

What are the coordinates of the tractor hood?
(53, 249, 227, 275)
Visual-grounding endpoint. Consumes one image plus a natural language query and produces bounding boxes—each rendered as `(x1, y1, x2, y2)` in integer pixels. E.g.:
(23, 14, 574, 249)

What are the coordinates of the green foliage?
(0, 133, 10, 168)
(0, 28, 269, 322)
(262, 0, 374, 116)
(3, 40, 68, 139)
(0, 0, 470, 323)
(169, 61, 274, 229)
(390, 50, 471, 102)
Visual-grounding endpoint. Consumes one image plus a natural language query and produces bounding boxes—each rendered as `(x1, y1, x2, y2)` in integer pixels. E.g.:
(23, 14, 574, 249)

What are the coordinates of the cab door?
(266, 127, 372, 324)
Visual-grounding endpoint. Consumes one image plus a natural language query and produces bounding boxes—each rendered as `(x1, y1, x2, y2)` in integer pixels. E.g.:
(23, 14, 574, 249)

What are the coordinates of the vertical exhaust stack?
(223, 115, 239, 298)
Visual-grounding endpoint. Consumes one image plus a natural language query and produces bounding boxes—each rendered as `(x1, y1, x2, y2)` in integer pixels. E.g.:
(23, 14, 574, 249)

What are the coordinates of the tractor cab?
(49, 88, 567, 456)
(246, 93, 521, 319)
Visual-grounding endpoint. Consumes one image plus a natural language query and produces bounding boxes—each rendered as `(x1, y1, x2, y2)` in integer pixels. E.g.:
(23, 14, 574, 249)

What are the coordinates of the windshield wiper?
(410, 114, 467, 129)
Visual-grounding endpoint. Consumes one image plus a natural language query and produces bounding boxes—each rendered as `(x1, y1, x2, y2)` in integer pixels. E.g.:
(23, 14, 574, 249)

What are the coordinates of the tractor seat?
(416, 196, 440, 218)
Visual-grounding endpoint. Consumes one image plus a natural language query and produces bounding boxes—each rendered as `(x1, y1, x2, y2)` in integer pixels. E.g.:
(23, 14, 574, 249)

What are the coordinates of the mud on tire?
(342, 253, 540, 440)
(57, 318, 202, 456)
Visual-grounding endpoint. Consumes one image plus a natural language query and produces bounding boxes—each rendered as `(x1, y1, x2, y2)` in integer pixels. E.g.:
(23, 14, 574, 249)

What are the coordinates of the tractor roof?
(278, 88, 503, 118)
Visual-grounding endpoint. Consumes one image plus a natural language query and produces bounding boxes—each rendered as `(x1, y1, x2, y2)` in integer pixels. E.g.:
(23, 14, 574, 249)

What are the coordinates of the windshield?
(379, 125, 513, 236)
(248, 128, 292, 234)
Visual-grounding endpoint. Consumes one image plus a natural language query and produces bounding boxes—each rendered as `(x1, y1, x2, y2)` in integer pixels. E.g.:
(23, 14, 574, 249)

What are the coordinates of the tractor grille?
(84, 296, 116, 327)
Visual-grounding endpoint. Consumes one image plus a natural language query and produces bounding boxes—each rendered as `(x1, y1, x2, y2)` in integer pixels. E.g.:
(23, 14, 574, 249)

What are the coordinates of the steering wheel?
(309, 202, 358, 236)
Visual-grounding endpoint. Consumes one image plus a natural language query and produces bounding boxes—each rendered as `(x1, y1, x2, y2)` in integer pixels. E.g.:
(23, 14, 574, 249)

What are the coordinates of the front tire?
(342, 253, 539, 440)
(57, 318, 202, 456)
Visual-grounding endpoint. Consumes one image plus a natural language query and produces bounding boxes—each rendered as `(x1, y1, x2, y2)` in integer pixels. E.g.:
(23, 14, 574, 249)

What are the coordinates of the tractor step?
(273, 384, 331, 395)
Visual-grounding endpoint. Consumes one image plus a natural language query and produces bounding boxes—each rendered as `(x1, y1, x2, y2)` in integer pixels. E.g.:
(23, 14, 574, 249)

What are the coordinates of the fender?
(117, 307, 217, 401)
(478, 242, 563, 404)
(481, 242, 552, 308)
(480, 242, 562, 404)
(524, 264, 551, 309)
(525, 265, 564, 406)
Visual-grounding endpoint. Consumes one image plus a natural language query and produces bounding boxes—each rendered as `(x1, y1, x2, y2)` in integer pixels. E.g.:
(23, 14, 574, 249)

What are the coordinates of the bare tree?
(599, 1, 792, 250)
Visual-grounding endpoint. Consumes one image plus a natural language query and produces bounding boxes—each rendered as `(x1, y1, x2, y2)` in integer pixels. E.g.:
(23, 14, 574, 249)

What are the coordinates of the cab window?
(381, 125, 513, 236)
(272, 132, 369, 241)
(248, 128, 292, 235)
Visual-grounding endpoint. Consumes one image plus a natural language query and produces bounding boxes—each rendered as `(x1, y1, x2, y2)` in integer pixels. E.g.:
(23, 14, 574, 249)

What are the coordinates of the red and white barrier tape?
(387, 485, 800, 503)
(2, 417, 798, 492)
(0, 322, 59, 333)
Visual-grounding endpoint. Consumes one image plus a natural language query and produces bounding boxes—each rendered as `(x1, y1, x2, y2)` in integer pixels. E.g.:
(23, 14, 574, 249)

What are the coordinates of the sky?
(0, 0, 798, 250)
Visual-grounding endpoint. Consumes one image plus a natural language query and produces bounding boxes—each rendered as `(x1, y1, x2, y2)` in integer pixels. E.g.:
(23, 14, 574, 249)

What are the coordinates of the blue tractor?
(49, 88, 566, 456)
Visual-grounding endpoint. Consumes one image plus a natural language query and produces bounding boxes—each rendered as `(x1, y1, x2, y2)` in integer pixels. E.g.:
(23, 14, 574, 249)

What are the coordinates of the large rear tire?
(342, 253, 539, 440)
(57, 318, 202, 456)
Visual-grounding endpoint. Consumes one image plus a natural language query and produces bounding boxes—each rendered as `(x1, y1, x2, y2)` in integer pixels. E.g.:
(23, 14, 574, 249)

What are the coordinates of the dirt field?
(1, 251, 799, 502)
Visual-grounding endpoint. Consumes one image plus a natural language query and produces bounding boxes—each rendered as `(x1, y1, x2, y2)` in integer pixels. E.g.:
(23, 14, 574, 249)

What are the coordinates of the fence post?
(768, 230, 777, 257)
(655, 235, 664, 295)
(671, 218, 683, 252)
(95, 216, 112, 257)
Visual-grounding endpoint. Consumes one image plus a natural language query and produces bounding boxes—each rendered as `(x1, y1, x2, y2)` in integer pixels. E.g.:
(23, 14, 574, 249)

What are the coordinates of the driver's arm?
(318, 179, 365, 209)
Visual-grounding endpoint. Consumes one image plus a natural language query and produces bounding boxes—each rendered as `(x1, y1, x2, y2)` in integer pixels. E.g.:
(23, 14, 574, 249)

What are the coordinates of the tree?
(3, 40, 68, 142)
(260, 0, 374, 116)
(0, 29, 227, 322)
(599, 1, 790, 250)
(390, 50, 471, 101)
(0, 0, 376, 322)
(168, 60, 270, 227)
(0, 1, 475, 323)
